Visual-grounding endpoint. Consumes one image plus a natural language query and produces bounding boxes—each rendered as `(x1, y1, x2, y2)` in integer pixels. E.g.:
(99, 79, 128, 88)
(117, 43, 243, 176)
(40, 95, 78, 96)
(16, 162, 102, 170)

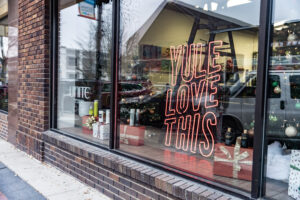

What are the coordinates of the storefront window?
(55, 0, 112, 145)
(118, 0, 260, 191)
(265, 0, 300, 199)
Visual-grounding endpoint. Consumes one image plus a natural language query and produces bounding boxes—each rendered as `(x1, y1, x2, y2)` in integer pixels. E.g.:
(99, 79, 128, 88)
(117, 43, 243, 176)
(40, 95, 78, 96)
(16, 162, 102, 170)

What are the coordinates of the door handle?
(280, 100, 285, 110)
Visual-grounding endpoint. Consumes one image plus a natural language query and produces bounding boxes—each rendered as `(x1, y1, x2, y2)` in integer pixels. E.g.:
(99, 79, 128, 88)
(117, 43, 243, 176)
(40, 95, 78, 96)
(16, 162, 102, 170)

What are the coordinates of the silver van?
(223, 70, 300, 148)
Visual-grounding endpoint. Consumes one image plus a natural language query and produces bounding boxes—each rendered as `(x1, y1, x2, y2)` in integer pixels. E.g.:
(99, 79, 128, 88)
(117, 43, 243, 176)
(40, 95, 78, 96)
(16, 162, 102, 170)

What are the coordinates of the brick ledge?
(42, 131, 242, 200)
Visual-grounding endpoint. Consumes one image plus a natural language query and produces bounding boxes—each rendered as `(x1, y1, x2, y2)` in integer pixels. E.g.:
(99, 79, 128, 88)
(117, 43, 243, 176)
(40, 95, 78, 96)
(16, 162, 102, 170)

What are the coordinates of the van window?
(268, 75, 281, 98)
(290, 75, 300, 99)
(236, 75, 281, 98)
(236, 77, 257, 98)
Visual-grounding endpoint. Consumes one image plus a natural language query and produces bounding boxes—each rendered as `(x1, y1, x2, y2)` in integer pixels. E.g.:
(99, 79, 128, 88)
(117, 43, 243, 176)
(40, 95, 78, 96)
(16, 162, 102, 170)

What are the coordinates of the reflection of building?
(59, 46, 111, 81)
(125, 1, 258, 86)
(59, 46, 98, 80)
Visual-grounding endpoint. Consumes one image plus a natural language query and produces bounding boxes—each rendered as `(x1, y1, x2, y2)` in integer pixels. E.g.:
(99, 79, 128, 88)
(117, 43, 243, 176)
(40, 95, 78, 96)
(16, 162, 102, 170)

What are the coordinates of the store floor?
(266, 179, 293, 200)
(120, 144, 293, 199)
(120, 143, 252, 191)
(60, 126, 110, 145)
(60, 123, 293, 199)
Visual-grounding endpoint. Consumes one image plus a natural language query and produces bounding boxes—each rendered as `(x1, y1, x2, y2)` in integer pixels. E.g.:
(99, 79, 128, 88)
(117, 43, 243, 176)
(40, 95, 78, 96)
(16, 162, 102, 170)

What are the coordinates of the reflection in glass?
(265, 1, 300, 199)
(56, 1, 112, 145)
(0, 35, 7, 112)
(118, 0, 260, 192)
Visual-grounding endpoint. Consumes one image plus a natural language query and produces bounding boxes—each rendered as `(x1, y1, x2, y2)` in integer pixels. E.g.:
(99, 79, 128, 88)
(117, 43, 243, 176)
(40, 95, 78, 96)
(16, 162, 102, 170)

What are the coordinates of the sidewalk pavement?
(0, 138, 111, 200)
(0, 162, 46, 200)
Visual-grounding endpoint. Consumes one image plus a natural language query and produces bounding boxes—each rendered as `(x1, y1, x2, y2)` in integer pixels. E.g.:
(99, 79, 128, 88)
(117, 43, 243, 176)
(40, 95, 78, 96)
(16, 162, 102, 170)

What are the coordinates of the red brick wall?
(43, 132, 234, 200)
(0, 113, 8, 140)
(17, 0, 50, 160)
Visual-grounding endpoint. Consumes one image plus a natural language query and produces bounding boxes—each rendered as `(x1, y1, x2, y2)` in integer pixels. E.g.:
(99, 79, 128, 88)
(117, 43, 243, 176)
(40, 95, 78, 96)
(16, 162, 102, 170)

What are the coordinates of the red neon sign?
(164, 41, 222, 157)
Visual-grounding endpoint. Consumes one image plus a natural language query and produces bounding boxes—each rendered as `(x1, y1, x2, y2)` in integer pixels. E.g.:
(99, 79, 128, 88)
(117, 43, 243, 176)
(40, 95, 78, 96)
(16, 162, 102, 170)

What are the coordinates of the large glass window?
(55, 0, 112, 146)
(265, 0, 300, 199)
(118, 0, 260, 191)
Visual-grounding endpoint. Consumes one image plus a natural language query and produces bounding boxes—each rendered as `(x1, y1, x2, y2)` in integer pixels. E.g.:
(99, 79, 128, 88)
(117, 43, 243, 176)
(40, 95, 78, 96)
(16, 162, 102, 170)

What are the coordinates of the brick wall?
(17, 0, 50, 160)
(43, 132, 235, 200)
(0, 113, 8, 140)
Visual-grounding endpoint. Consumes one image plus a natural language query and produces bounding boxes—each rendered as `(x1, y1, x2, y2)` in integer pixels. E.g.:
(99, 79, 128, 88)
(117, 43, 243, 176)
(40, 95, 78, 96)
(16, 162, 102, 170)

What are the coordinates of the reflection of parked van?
(223, 70, 300, 148)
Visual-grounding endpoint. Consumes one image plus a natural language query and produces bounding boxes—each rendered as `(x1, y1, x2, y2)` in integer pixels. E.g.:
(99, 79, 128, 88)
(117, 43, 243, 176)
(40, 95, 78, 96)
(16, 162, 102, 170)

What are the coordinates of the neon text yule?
(164, 41, 222, 157)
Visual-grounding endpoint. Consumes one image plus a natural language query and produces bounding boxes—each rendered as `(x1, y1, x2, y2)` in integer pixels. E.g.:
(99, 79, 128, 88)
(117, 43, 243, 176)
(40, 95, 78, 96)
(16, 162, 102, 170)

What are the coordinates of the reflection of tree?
(0, 35, 8, 111)
(74, 1, 112, 103)
(0, 37, 7, 83)
(75, 3, 112, 80)
(119, 0, 141, 80)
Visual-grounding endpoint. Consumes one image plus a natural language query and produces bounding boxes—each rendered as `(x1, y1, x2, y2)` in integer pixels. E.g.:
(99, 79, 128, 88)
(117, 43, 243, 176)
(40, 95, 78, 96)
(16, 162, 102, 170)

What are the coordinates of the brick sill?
(42, 131, 240, 200)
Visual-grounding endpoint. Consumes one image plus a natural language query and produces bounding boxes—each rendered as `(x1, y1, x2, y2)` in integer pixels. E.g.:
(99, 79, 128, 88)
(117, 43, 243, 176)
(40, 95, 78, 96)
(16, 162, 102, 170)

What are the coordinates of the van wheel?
(221, 118, 242, 142)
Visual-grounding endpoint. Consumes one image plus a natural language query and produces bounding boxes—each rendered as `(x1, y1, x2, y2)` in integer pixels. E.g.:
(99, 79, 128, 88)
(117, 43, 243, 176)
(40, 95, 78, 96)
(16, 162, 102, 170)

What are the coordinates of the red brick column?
(17, 0, 50, 160)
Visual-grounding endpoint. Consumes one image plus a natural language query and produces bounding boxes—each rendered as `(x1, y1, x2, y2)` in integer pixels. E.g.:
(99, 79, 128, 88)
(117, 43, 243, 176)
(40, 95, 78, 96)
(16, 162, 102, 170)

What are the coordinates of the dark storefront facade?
(0, 0, 300, 199)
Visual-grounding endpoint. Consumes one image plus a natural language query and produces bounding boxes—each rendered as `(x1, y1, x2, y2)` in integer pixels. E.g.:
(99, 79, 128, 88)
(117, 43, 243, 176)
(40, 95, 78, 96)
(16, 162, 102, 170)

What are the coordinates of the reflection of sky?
(176, 0, 260, 25)
(60, 5, 95, 49)
(121, 0, 261, 42)
(60, 0, 300, 49)
(120, 0, 163, 42)
(273, 0, 300, 24)
(60, 3, 112, 49)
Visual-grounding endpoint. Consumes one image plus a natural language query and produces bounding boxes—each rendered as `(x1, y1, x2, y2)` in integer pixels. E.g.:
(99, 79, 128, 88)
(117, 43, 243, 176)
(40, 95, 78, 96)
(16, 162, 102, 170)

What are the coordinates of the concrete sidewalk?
(0, 162, 46, 200)
(0, 138, 111, 200)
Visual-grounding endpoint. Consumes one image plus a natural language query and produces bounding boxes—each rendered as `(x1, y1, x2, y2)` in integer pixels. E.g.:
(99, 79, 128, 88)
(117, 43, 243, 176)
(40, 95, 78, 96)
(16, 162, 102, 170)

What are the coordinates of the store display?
(266, 142, 290, 181)
(274, 86, 281, 94)
(89, 105, 93, 116)
(285, 125, 298, 137)
(214, 137, 253, 181)
(295, 102, 300, 109)
(106, 109, 110, 124)
(120, 124, 145, 146)
(99, 110, 104, 122)
(225, 128, 234, 146)
(136, 109, 140, 125)
(130, 109, 135, 126)
(93, 122, 99, 138)
(82, 115, 97, 134)
(92, 122, 110, 140)
(241, 130, 248, 148)
(78, 101, 93, 117)
(94, 100, 98, 117)
(99, 123, 110, 140)
(288, 150, 300, 199)
(269, 114, 278, 122)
